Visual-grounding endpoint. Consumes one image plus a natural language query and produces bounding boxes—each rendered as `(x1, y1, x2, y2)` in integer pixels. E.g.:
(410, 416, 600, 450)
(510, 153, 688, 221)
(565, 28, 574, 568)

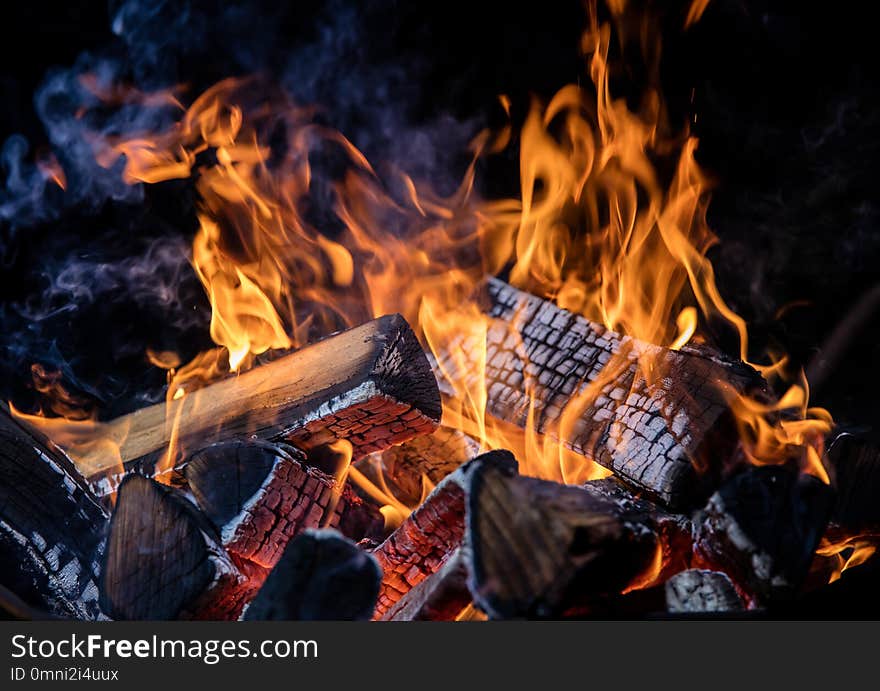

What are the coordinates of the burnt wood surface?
(382, 547, 472, 621)
(371, 449, 517, 619)
(692, 466, 833, 602)
(0, 407, 107, 620)
(55, 314, 440, 494)
(465, 457, 660, 619)
(100, 475, 260, 620)
(244, 530, 381, 621)
(359, 426, 480, 504)
(184, 440, 382, 568)
(826, 433, 880, 530)
(665, 569, 745, 613)
(435, 278, 763, 508)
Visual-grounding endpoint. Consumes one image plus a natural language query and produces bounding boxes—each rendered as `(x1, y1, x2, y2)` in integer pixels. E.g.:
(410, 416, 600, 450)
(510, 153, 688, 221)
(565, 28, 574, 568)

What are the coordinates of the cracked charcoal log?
(692, 466, 834, 603)
(466, 458, 660, 619)
(184, 440, 382, 568)
(665, 570, 745, 613)
(100, 475, 261, 620)
(580, 478, 693, 581)
(0, 407, 107, 620)
(244, 529, 380, 621)
(383, 547, 472, 621)
(437, 278, 764, 508)
(356, 426, 480, 505)
(371, 449, 517, 620)
(61, 314, 441, 494)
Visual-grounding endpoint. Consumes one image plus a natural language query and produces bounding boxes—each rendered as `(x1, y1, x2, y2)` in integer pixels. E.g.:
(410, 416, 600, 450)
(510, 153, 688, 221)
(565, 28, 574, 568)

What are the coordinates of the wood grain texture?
(435, 278, 763, 508)
(60, 314, 440, 493)
(692, 466, 833, 602)
(0, 408, 107, 619)
(244, 529, 381, 621)
(465, 459, 659, 619)
(100, 475, 260, 620)
(665, 569, 744, 613)
(185, 440, 382, 568)
(371, 449, 517, 619)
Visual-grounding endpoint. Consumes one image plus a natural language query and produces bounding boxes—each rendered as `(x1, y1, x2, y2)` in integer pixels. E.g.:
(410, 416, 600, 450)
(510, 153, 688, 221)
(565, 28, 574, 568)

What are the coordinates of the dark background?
(0, 0, 877, 431)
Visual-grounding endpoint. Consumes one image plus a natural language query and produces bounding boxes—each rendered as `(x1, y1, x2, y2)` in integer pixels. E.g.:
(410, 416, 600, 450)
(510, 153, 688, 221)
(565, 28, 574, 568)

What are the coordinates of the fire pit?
(1, 0, 878, 621)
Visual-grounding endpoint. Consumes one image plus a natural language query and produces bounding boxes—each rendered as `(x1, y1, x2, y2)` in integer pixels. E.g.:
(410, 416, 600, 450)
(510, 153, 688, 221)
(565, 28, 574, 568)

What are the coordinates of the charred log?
(184, 440, 382, 568)
(382, 547, 472, 621)
(100, 475, 261, 620)
(665, 569, 745, 613)
(0, 408, 107, 620)
(435, 278, 763, 508)
(64, 314, 441, 494)
(371, 449, 517, 619)
(244, 530, 381, 621)
(692, 466, 833, 602)
(465, 458, 660, 619)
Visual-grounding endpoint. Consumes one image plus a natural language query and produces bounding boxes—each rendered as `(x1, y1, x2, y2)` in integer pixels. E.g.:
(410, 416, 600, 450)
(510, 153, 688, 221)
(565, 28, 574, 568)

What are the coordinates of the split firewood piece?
(244, 529, 381, 621)
(438, 278, 764, 508)
(825, 434, 880, 530)
(465, 458, 661, 619)
(183, 440, 383, 568)
(382, 547, 472, 621)
(665, 569, 745, 613)
(65, 314, 441, 494)
(100, 475, 263, 620)
(356, 426, 480, 505)
(371, 449, 517, 620)
(0, 407, 107, 620)
(692, 466, 834, 603)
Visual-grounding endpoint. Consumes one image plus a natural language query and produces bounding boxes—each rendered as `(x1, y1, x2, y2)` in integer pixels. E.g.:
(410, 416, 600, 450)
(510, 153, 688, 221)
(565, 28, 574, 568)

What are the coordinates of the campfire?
(1, 0, 876, 621)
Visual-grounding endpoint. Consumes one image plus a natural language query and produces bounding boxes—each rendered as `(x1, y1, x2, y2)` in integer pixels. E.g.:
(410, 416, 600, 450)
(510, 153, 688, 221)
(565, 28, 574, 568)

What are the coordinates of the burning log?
(0, 408, 107, 620)
(464, 458, 660, 619)
(100, 475, 261, 620)
(244, 530, 381, 621)
(826, 434, 880, 530)
(371, 449, 517, 619)
(382, 547, 472, 621)
(665, 569, 745, 614)
(438, 278, 763, 508)
(692, 466, 833, 603)
(184, 440, 382, 568)
(72, 314, 441, 493)
(357, 426, 480, 504)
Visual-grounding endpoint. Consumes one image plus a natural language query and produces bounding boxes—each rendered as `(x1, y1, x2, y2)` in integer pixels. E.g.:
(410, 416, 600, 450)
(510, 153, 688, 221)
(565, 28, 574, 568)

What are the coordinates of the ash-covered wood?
(100, 475, 260, 620)
(371, 449, 517, 619)
(357, 426, 479, 504)
(382, 547, 472, 621)
(69, 314, 441, 494)
(465, 458, 660, 619)
(184, 440, 382, 568)
(435, 278, 763, 508)
(692, 466, 834, 602)
(665, 569, 745, 613)
(244, 529, 381, 621)
(0, 408, 107, 620)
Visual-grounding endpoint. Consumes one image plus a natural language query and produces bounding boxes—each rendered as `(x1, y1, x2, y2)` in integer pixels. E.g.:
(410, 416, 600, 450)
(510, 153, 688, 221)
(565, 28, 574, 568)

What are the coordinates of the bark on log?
(692, 466, 833, 602)
(244, 529, 381, 621)
(465, 458, 661, 619)
(100, 475, 262, 620)
(436, 278, 763, 508)
(665, 569, 745, 613)
(184, 441, 382, 568)
(356, 426, 479, 505)
(61, 314, 441, 494)
(0, 408, 107, 620)
(382, 547, 472, 621)
(371, 449, 517, 620)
